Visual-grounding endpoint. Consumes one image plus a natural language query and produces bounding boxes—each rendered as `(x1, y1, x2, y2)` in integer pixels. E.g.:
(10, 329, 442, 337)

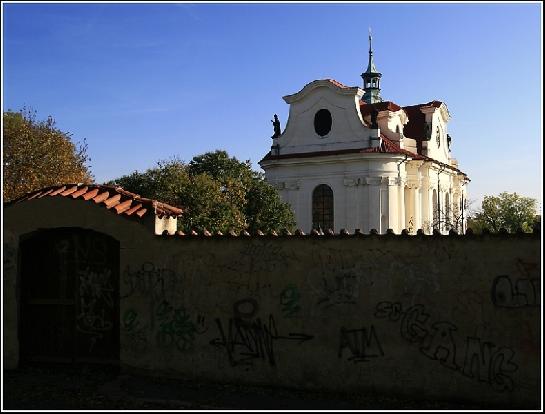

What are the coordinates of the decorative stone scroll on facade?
(260, 36, 469, 235)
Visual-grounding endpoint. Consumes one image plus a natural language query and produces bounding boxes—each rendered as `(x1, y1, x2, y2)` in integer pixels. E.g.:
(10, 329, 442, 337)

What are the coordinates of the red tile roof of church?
(359, 100, 403, 116)
(326, 79, 350, 89)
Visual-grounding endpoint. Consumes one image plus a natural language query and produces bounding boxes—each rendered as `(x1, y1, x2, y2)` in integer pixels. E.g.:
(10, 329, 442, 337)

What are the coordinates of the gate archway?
(19, 228, 120, 363)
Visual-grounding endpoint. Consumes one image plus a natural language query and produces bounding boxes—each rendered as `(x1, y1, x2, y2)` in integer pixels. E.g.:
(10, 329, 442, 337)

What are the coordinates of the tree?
(3, 108, 92, 202)
(188, 150, 254, 184)
(187, 150, 296, 233)
(245, 174, 297, 233)
(468, 192, 538, 233)
(423, 197, 470, 234)
(108, 151, 296, 233)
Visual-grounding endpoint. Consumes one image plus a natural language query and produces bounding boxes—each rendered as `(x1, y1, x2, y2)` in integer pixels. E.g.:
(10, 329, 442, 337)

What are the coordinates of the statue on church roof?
(271, 114, 281, 138)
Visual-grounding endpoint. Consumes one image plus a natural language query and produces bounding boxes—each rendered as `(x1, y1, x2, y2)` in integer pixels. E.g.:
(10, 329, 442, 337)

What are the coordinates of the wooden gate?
(19, 228, 120, 363)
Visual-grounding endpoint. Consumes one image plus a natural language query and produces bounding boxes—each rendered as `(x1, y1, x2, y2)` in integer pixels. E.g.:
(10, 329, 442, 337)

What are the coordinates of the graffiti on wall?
(223, 242, 296, 294)
(122, 262, 185, 332)
(77, 267, 115, 352)
(279, 284, 301, 318)
(210, 298, 313, 367)
(491, 276, 540, 308)
(317, 273, 359, 308)
(491, 260, 540, 309)
(122, 262, 183, 300)
(310, 249, 370, 309)
(374, 301, 519, 393)
(122, 309, 148, 352)
(338, 325, 384, 363)
(155, 300, 207, 352)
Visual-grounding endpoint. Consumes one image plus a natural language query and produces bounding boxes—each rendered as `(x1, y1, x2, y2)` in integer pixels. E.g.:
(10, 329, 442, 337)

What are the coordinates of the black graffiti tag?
(374, 301, 519, 393)
(338, 325, 384, 363)
(210, 298, 313, 367)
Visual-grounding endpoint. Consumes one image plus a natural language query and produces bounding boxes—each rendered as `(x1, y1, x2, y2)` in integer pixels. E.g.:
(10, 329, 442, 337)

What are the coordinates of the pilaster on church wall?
(398, 179, 406, 233)
(420, 173, 432, 234)
(343, 176, 360, 232)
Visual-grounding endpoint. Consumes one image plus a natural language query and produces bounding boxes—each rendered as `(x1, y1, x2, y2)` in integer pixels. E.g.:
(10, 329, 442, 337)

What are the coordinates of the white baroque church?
(260, 34, 470, 235)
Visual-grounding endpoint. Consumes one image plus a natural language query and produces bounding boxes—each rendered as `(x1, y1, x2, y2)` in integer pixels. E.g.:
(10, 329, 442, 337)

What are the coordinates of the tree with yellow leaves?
(3, 108, 93, 202)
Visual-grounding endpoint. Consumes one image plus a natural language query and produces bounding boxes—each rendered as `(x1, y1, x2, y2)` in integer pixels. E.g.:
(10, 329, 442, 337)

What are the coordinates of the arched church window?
(436, 126, 441, 147)
(314, 109, 332, 137)
(312, 184, 334, 231)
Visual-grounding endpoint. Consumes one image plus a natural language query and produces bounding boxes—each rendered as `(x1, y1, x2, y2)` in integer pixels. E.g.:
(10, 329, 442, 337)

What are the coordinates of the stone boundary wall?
(3, 197, 541, 408)
(120, 234, 540, 408)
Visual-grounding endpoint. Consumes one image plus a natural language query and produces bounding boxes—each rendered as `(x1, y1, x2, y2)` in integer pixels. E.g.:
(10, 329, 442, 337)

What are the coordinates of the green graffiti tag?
(155, 300, 203, 352)
(123, 309, 140, 331)
(122, 309, 147, 351)
(280, 284, 301, 318)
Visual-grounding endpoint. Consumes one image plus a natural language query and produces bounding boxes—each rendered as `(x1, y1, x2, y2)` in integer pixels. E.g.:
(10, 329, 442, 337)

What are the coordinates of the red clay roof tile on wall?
(6, 183, 183, 219)
(104, 194, 122, 209)
(70, 186, 89, 198)
(49, 186, 67, 196)
(124, 203, 143, 216)
(82, 188, 100, 200)
(60, 185, 79, 196)
(93, 191, 111, 204)
(114, 199, 133, 214)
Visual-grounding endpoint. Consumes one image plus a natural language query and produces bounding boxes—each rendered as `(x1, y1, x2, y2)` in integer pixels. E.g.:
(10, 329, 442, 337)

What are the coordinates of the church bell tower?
(361, 29, 382, 104)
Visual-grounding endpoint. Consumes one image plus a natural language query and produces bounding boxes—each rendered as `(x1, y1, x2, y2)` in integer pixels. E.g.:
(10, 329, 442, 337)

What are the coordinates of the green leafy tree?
(109, 151, 296, 233)
(187, 150, 296, 232)
(188, 150, 254, 184)
(468, 192, 538, 233)
(245, 175, 297, 233)
(3, 108, 92, 202)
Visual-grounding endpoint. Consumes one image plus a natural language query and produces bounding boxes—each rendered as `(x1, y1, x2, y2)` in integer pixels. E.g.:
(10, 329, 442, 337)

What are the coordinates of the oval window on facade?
(314, 109, 332, 137)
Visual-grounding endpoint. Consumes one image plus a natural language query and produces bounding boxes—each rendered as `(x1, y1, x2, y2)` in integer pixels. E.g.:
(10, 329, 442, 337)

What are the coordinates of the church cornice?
(260, 149, 411, 168)
(283, 79, 363, 104)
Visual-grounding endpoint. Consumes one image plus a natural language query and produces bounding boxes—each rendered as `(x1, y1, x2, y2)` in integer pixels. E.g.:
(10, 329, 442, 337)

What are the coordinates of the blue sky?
(3, 2, 542, 211)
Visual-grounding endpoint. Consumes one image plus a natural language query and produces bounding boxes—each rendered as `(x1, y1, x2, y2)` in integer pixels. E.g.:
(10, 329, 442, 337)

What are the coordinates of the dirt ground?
(3, 362, 501, 410)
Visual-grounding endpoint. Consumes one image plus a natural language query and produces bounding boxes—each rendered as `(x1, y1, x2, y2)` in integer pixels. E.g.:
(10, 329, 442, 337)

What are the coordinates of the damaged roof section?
(7, 183, 183, 219)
